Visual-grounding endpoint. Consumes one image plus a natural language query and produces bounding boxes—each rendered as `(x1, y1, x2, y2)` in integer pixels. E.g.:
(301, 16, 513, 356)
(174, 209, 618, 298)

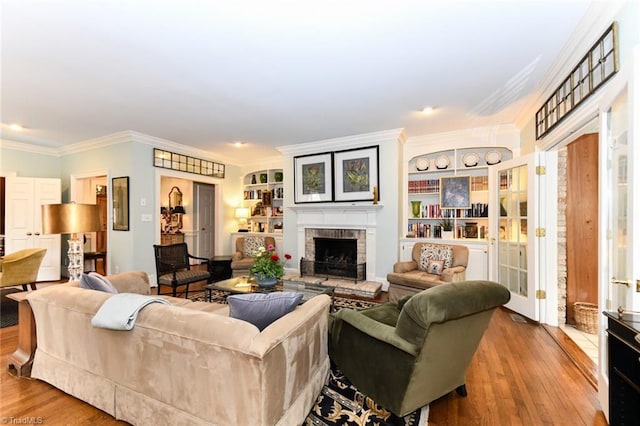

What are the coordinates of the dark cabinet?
(605, 311, 640, 425)
(208, 256, 232, 283)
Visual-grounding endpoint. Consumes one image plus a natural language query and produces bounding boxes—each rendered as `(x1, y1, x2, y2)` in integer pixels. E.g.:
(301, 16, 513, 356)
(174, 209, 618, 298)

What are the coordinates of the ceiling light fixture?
(421, 106, 434, 115)
(233, 141, 245, 147)
(8, 123, 25, 131)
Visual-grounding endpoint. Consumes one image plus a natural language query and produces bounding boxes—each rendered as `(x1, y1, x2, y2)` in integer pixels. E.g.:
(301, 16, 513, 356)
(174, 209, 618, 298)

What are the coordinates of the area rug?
(189, 289, 381, 311)
(305, 366, 427, 425)
(0, 288, 22, 328)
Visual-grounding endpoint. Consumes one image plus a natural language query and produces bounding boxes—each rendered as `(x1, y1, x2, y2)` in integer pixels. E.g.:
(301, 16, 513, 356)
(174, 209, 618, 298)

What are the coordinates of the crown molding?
(406, 124, 519, 145)
(2, 130, 235, 166)
(277, 128, 405, 156)
(56, 131, 133, 155)
(514, 0, 626, 129)
(0, 139, 61, 156)
(126, 130, 230, 164)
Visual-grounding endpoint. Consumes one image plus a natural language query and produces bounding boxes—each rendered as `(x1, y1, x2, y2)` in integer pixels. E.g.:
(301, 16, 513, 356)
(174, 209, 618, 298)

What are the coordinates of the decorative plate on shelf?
(485, 150, 503, 165)
(462, 152, 479, 167)
(415, 158, 429, 171)
(435, 155, 450, 170)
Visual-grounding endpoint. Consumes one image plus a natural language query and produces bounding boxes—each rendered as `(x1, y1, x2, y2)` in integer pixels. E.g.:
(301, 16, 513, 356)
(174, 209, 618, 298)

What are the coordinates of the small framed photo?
(294, 152, 333, 203)
(333, 145, 379, 202)
(440, 176, 471, 209)
(261, 189, 273, 206)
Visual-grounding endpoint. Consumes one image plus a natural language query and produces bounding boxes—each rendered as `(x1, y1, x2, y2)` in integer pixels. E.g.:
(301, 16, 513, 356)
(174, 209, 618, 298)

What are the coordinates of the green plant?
(439, 217, 453, 231)
(249, 245, 291, 280)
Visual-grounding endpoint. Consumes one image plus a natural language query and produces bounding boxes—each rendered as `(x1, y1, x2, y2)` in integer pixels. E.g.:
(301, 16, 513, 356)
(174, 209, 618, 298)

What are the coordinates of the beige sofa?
(27, 271, 330, 426)
(386, 242, 469, 303)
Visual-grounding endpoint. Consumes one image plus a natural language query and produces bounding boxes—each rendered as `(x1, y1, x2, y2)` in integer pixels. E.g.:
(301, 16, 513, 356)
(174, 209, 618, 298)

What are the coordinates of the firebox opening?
(314, 237, 357, 265)
(299, 237, 366, 282)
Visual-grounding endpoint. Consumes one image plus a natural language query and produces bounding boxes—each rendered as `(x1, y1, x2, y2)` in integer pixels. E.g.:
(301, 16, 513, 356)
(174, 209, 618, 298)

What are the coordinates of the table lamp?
(41, 203, 102, 281)
(235, 207, 250, 232)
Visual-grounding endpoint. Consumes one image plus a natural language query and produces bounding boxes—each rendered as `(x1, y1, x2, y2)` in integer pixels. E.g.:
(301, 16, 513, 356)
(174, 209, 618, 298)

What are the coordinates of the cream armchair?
(231, 235, 276, 277)
(0, 248, 47, 291)
(386, 242, 468, 303)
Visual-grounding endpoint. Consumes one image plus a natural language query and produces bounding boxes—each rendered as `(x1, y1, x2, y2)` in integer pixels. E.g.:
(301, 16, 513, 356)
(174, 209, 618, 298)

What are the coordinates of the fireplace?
(300, 228, 366, 282)
(294, 205, 379, 283)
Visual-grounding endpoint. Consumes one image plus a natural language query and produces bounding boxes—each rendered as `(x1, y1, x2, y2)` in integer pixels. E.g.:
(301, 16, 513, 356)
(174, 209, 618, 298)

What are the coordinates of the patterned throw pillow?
(418, 244, 454, 271)
(426, 259, 445, 275)
(243, 236, 266, 257)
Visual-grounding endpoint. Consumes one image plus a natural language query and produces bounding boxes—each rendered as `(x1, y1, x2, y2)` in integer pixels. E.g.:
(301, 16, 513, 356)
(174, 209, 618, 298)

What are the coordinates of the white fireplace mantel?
(294, 204, 380, 281)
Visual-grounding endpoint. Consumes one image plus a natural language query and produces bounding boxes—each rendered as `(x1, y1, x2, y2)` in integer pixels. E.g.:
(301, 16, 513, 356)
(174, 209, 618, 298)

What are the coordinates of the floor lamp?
(41, 203, 102, 281)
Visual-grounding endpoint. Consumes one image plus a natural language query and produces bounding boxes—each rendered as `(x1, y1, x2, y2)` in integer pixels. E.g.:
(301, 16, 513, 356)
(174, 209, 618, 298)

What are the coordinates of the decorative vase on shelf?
(251, 174, 257, 184)
(411, 201, 422, 218)
(441, 231, 454, 240)
(255, 276, 278, 288)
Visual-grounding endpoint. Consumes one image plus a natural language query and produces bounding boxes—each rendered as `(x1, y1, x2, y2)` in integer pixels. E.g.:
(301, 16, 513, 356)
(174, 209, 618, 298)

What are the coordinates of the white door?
(5, 177, 61, 281)
(195, 182, 215, 258)
(598, 81, 638, 422)
(489, 154, 538, 320)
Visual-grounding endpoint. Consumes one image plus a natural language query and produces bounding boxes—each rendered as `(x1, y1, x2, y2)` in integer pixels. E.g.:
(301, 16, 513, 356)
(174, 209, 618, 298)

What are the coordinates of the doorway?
(565, 134, 599, 325)
(194, 182, 215, 259)
(70, 173, 109, 275)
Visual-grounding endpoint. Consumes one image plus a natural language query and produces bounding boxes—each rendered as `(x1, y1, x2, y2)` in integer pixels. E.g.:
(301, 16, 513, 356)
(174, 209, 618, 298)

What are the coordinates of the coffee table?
(205, 276, 335, 307)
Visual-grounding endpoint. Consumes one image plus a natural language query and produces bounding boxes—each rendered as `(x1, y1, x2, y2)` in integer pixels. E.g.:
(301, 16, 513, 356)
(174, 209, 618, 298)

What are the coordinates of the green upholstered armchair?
(0, 248, 47, 291)
(329, 280, 510, 417)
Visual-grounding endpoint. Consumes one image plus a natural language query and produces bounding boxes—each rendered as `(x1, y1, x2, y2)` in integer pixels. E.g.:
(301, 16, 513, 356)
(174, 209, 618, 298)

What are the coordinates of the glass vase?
(411, 201, 422, 218)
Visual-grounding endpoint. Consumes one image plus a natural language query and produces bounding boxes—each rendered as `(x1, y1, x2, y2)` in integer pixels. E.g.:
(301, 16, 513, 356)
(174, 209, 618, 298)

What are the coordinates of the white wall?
(278, 128, 406, 283)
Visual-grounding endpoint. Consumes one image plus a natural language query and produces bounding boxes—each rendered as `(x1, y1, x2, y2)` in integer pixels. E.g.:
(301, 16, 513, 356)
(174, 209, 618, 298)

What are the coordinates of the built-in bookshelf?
(242, 169, 284, 233)
(407, 147, 512, 240)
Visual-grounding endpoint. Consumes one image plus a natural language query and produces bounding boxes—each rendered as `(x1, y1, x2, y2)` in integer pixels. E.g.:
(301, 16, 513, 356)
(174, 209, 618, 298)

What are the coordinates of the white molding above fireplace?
(295, 206, 379, 282)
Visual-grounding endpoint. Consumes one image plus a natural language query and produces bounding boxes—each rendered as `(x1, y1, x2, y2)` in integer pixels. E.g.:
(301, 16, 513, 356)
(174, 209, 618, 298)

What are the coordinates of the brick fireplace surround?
(294, 205, 380, 283)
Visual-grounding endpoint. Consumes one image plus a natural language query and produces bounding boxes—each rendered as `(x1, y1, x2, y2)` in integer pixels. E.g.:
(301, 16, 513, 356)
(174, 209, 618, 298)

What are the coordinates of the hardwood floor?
(0, 295, 607, 425)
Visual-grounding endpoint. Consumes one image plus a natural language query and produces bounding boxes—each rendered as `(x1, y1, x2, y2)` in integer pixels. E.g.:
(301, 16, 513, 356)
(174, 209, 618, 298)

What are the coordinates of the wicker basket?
(574, 302, 598, 334)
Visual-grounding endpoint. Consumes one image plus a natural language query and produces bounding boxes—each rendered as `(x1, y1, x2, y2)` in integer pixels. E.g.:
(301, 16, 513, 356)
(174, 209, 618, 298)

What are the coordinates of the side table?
(208, 255, 233, 283)
(6, 291, 37, 378)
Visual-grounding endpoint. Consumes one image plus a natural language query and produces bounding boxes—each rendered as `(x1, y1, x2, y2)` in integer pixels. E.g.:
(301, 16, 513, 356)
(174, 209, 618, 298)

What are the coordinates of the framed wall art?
(294, 152, 333, 203)
(333, 145, 379, 202)
(440, 175, 470, 209)
(112, 176, 130, 231)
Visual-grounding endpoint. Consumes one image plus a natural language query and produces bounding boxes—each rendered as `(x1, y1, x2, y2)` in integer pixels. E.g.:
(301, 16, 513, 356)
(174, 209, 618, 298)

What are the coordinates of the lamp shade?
(172, 205, 186, 215)
(235, 207, 250, 219)
(41, 203, 102, 234)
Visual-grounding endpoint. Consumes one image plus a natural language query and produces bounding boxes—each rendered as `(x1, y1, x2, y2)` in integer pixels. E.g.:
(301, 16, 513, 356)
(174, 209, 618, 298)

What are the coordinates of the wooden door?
(566, 133, 599, 324)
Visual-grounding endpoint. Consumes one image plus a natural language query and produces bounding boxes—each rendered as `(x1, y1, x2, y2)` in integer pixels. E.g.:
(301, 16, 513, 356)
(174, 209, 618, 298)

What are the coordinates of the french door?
(490, 154, 540, 320)
(598, 78, 638, 421)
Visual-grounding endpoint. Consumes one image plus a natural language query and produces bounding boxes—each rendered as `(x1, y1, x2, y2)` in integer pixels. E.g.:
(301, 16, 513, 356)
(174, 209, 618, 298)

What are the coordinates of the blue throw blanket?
(92, 293, 171, 331)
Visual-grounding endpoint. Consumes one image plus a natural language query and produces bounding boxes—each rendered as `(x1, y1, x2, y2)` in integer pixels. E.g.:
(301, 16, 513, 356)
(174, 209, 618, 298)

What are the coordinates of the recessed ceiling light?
(421, 106, 434, 115)
(8, 123, 25, 131)
(233, 141, 245, 147)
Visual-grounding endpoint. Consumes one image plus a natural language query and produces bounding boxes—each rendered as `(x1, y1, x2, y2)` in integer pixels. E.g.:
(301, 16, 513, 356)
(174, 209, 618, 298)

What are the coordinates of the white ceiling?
(1, 0, 598, 165)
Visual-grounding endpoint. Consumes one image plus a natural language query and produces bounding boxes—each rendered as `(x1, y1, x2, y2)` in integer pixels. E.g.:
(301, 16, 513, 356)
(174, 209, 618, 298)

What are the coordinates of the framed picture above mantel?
(294, 152, 333, 203)
(333, 145, 379, 202)
(293, 145, 380, 204)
